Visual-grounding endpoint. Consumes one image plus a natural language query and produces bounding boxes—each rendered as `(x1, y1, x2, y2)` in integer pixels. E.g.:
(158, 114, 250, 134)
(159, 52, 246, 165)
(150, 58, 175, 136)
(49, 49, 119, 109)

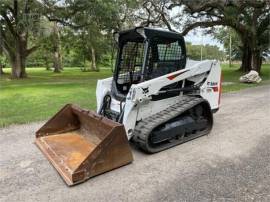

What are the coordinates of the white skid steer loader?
(36, 27, 222, 186)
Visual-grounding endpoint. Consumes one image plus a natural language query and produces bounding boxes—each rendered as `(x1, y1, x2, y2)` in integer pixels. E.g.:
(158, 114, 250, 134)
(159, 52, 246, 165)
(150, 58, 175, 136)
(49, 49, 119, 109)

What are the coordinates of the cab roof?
(116, 27, 184, 44)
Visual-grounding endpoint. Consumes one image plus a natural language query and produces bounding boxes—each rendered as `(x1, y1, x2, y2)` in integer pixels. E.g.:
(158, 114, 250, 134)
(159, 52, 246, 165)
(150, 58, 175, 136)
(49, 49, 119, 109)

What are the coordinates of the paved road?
(1, 85, 270, 202)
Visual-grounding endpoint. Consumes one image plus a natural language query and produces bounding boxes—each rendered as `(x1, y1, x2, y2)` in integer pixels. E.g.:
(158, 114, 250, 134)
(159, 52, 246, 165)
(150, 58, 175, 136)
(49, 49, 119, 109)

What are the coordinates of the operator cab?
(112, 27, 187, 100)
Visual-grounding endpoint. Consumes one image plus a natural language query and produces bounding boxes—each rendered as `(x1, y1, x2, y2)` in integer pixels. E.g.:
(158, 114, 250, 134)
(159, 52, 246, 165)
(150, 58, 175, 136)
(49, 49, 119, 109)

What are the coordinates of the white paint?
(96, 59, 221, 140)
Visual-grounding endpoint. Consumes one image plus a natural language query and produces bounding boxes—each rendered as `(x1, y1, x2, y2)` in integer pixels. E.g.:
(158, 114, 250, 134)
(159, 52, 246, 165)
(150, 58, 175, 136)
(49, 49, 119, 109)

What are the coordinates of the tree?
(186, 42, 226, 61)
(133, 0, 173, 28)
(29, 19, 64, 72)
(0, 48, 6, 75)
(213, 27, 242, 62)
(51, 22, 62, 73)
(0, 36, 5, 75)
(0, 0, 42, 78)
(171, 0, 270, 73)
(139, 0, 270, 73)
(43, 0, 140, 71)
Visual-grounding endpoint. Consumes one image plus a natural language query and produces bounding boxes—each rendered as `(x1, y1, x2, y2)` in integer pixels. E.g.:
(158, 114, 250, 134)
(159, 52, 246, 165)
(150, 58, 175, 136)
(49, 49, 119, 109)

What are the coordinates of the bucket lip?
(36, 104, 124, 137)
(35, 138, 74, 186)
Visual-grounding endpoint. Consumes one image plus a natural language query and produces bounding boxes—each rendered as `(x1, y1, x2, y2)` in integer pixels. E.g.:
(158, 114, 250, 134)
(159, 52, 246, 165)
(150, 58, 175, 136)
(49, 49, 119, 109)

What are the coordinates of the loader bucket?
(35, 104, 133, 186)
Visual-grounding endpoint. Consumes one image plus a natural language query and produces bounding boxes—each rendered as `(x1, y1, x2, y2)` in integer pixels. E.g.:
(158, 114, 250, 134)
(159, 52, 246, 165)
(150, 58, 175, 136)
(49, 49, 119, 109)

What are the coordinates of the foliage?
(186, 42, 225, 61)
(138, 0, 270, 73)
(213, 27, 242, 60)
(27, 20, 58, 68)
(0, 0, 140, 77)
(0, 0, 44, 78)
(1, 0, 269, 78)
(0, 54, 8, 67)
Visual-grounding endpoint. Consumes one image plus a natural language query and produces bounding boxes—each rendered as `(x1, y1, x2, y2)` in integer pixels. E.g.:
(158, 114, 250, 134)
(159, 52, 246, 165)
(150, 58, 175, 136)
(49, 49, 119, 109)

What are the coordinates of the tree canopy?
(138, 0, 270, 73)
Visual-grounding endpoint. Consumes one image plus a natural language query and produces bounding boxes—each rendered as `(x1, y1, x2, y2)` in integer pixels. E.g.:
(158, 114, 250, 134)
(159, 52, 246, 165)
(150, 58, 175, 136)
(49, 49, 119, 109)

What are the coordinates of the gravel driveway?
(1, 85, 270, 202)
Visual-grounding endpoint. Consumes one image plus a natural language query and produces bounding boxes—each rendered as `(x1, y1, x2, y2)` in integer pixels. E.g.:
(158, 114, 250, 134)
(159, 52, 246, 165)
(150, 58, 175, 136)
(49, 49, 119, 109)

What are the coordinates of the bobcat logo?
(207, 81, 218, 86)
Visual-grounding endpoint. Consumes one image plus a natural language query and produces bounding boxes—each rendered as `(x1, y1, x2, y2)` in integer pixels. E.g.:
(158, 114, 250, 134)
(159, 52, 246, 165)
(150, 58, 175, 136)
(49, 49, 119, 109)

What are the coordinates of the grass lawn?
(222, 64, 270, 93)
(0, 68, 112, 127)
(0, 64, 269, 127)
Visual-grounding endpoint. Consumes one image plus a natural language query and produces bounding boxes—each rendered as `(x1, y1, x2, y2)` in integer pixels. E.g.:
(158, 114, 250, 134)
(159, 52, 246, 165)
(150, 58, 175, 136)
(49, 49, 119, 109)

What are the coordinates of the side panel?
(123, 60, 217, 139)
(95, 60, 221, 140)
(200, 61, 221, 110)
(96, 77, 113, 113)
(122, 94, 139, 139)
(134, 60, 213, 98)
(96, 78, 138, 139)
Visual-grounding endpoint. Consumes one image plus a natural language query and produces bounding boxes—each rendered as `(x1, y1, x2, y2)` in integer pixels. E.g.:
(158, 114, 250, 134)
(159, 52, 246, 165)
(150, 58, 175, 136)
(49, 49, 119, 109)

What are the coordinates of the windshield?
(144, 37, 186, 80)
(115, 41, 145, 94)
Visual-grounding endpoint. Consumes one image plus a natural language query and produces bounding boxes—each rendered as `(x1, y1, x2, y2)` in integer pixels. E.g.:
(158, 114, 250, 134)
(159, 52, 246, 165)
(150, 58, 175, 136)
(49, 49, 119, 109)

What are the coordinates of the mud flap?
(35, 104, 133, 186)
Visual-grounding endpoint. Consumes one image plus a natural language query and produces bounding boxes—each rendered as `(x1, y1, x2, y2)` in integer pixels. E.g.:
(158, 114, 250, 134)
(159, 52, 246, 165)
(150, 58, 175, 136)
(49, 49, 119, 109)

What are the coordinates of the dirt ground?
(1, 85, 270, 202)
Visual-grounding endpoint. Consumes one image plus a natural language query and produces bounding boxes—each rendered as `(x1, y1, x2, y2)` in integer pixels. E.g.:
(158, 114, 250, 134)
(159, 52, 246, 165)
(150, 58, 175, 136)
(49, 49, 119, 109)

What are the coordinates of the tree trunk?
(53, 51, 61, 73)
(91, 47, 97, 71)
(0, 63, 4, 76)
(251, 50, 262, 73)
(44, 55, 51, 70)
(0, 46, 4, 76)
(239, 42, 252, 72)
(10, 35, 27, 79)
(249, 8, 262, 74)
(52, 22, 62, 73)
(59, 50, 63, 70)
(11, 53, 26, 78)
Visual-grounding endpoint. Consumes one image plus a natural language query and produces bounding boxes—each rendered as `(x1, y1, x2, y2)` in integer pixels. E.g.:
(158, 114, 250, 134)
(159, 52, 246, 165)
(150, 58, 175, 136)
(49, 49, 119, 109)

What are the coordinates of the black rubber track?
(132, 96, 213, 153)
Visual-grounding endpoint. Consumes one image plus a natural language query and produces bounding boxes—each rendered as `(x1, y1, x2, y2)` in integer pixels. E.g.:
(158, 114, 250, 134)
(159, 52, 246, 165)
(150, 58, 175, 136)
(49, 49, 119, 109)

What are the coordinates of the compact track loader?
(36, 27, 221, 186)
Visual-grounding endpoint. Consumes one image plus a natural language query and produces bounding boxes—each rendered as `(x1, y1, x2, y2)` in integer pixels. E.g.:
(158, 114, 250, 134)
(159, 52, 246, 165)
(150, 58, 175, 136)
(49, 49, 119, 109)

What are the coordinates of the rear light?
(212, 86, 219, 92)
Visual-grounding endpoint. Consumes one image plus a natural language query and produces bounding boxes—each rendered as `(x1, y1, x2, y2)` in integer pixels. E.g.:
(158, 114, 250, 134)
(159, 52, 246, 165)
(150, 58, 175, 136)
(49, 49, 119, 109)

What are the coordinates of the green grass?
(221, 64, 270, 93)
(0, 64, 269, 127)
(0, 68, 112, 127)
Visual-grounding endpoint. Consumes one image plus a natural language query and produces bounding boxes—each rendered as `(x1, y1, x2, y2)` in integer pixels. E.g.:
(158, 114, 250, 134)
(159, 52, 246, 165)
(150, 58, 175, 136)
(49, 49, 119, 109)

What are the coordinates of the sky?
(185, 29, 224, 50)
(169, 6, 224, 50)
